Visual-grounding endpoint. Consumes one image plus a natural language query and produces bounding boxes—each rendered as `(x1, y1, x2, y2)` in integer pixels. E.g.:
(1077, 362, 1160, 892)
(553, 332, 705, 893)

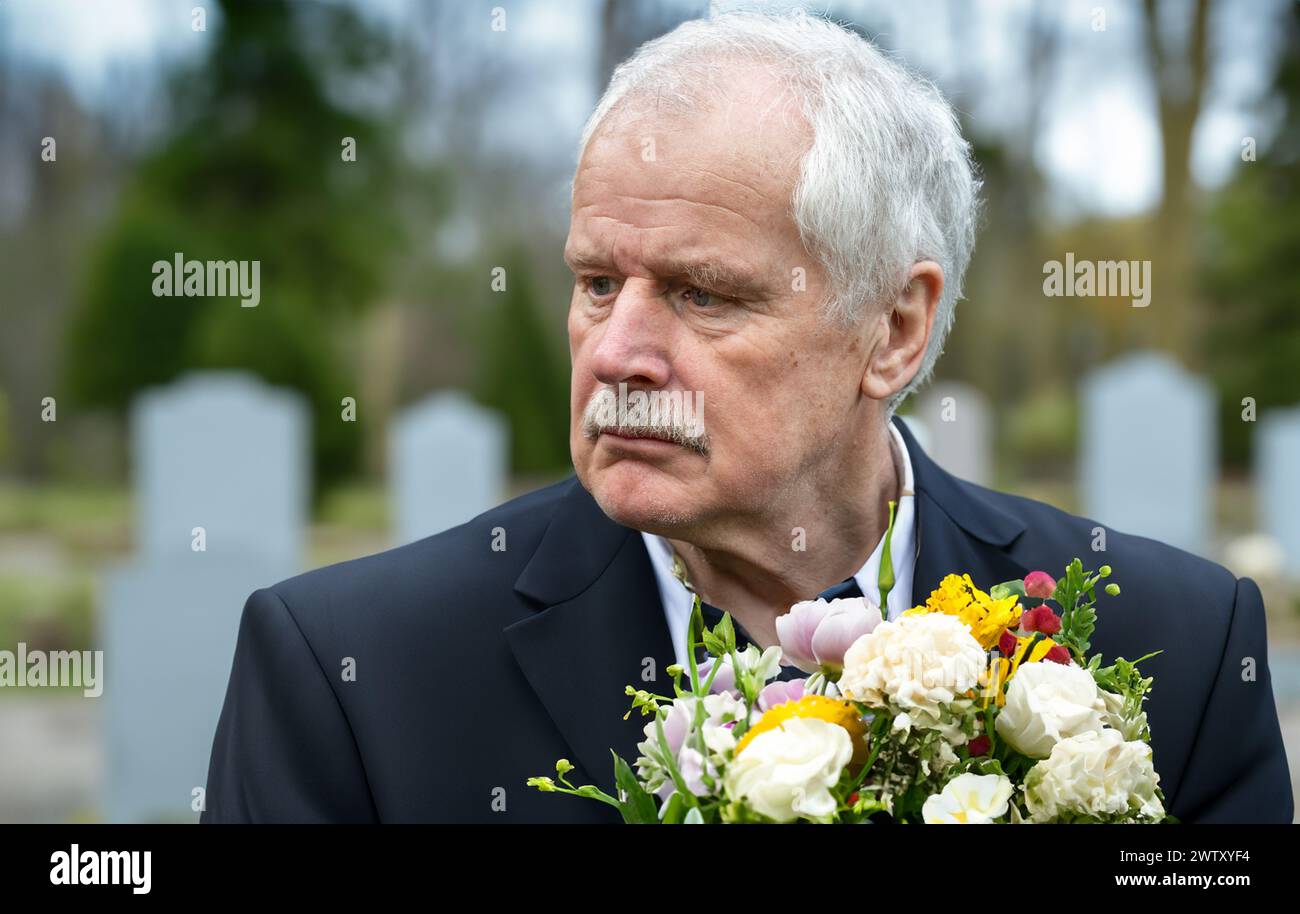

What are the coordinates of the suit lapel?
(894, 417, 1032, 604)
(505, 479, 676, 795)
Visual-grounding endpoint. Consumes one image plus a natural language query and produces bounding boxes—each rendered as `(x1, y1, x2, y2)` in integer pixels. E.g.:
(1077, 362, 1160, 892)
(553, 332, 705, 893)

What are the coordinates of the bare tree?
(1141, 0, 1212, 360)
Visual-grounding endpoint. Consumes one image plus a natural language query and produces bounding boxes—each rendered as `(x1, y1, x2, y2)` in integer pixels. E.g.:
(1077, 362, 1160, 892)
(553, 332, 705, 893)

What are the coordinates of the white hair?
(574, 8, 981, 414)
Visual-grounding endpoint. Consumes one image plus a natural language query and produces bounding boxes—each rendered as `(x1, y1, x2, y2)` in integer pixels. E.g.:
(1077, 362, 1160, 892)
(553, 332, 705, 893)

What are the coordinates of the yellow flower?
(983, 657, 1011, 708)
(981, 635, 1061, 707)
(1005, 634, 1059, 673)
(904, 573, 1022, 650)
(735, 695, 869, 766)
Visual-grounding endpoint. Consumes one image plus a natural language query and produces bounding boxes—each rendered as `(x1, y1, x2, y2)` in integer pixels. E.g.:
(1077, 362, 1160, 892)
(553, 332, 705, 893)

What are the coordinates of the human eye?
(581, 275, 620, 301)
(681, 286, 733, 311)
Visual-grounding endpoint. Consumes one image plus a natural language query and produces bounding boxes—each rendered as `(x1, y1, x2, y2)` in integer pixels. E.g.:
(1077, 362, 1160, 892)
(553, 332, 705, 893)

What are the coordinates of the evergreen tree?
(474, 251, 572, 476)
(65, 0, 401, 488)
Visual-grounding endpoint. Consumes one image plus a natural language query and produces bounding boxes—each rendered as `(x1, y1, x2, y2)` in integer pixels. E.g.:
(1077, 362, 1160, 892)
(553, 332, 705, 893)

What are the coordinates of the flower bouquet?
(529, 559, 1171, 824)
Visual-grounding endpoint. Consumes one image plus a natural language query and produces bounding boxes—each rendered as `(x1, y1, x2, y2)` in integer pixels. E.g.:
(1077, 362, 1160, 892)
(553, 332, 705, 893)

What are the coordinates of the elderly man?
(203, 11, 1292, 823)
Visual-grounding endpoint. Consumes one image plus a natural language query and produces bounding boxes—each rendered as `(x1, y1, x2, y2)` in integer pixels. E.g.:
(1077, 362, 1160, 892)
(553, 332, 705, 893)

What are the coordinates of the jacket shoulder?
(952, 476, 1240, 617)
(261, 477, 578, 631)
(978, 478, 1233, 584)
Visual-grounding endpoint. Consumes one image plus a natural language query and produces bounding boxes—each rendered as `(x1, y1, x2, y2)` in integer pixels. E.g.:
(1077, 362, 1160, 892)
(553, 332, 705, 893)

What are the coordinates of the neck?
(668, 421, 900, 648)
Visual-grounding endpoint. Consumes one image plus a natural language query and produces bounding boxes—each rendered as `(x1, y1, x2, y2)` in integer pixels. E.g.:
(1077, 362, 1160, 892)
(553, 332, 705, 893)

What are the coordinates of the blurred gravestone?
(1081, 352, 1215, 556)
(102, 372, 308, 822)
(1257, 408, 1300, 577)
(390, 391, 508, 545)
(914, 382, 992, 486)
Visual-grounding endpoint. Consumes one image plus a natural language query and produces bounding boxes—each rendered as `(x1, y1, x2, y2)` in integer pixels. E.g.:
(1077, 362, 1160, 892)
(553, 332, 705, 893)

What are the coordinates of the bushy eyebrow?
(562, 249, 611, 274)
(563, 248, 764, 297)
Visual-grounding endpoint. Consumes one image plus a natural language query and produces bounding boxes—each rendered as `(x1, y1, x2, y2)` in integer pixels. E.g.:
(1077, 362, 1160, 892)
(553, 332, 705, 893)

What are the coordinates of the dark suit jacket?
(201, 418, 1294, 823)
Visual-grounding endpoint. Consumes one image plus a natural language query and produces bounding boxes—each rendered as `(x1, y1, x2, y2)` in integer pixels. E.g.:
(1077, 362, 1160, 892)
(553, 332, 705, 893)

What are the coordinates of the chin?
(580, 459, 702, 533)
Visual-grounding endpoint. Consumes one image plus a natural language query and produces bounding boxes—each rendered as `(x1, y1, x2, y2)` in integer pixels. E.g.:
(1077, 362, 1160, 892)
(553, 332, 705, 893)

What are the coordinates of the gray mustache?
(580, 386, 709, 456)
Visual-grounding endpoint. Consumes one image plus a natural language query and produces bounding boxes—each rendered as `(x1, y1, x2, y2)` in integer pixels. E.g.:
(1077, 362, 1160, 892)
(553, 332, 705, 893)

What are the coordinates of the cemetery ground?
(2, 476, 1299, 822)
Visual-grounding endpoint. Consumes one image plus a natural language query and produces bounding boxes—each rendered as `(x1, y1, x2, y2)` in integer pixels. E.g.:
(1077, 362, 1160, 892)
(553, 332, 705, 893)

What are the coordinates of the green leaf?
(702, 612, 736, 656)
(716, 612, 737, 653)
(612, 752, 659, 824)
(686, 596, 704, 692)
(990, 579, 1027, 601)
(659, 790, 688, 824)
(701, 629, 724, 656)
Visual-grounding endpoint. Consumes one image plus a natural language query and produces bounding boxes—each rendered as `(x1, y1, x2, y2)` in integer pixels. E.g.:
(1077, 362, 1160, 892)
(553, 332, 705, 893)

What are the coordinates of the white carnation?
(839, 613, 986, 741)
(1024, 728, 1165, 822)
(994, 660, 1107, 758)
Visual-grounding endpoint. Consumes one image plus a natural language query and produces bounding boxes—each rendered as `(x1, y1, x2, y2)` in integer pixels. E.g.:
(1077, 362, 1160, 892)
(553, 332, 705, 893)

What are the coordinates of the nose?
(587, 279, 673, 389)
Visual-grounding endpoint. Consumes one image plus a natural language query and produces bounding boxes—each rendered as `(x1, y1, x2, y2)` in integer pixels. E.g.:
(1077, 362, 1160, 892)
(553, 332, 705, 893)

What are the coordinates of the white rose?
(922, 773, 1014, 824)
(839, 614, 986, 740)
(723, 717, 852, 822)
(1024, 728, 1165, 822)
(994, 660, 1107, 758)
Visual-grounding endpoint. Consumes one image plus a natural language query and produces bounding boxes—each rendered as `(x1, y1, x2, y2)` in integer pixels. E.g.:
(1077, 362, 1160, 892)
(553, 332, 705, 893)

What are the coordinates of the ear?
(861, 260, 944, 402)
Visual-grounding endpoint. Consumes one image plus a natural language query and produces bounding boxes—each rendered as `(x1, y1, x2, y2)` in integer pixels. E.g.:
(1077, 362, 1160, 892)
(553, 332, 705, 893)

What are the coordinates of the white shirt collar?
(640, 421, 918, 669)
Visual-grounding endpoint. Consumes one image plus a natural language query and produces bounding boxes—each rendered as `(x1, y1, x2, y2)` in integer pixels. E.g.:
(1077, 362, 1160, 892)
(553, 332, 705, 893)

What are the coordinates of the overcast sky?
(1, 0, 1289, 222)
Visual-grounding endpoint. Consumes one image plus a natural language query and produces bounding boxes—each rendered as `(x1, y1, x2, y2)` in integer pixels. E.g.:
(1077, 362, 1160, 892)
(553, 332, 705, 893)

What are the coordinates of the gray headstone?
(914, 381, 992, 486)
(1081, 352, 1216, 555)
(102, 371, 309, 822)
(1257, 407, 1300, 577)
(103, 552, 291, 823)
(133, 373, 308, 569)
(390, 391, 508, 545)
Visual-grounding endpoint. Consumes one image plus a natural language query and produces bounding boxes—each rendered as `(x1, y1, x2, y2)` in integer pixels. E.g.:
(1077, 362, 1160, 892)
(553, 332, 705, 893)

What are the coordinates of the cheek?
(692, 350, 791, 457)
(706, 336, 848, 453)
(566, 292, 585, 358)
(568, 304, 594, 397)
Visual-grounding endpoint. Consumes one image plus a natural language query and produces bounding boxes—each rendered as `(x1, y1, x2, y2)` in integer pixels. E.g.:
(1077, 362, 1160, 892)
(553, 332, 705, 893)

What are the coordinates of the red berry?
(1043, 644, 1071, 664)
(1023, 571, 1057, 600)
(1022, 604, 1062, 635)
(998, 629, 1019, 657)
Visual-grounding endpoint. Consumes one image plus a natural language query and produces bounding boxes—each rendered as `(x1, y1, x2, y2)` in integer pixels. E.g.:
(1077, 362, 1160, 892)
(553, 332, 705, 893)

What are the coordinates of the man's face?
(566, 77, 877, 535)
